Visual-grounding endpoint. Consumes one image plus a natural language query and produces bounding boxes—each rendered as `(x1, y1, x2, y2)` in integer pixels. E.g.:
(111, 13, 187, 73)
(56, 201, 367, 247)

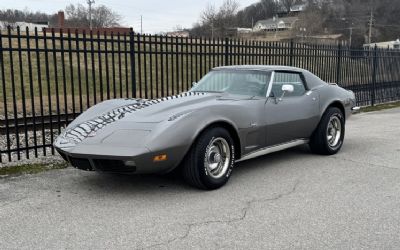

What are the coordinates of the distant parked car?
(54, 65, 358, 190)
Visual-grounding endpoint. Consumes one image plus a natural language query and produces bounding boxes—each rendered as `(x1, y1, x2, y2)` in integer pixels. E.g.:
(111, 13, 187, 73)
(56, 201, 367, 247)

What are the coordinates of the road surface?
(1, 108, 400, 249)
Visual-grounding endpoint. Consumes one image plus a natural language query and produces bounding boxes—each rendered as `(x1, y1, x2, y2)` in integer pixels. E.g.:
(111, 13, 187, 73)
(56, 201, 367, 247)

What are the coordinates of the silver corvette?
(54, 65, 358, 189)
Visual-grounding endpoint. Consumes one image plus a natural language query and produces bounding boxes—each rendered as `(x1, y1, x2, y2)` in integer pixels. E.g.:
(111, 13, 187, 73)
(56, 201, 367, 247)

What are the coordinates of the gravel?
(0, 129, 64, 168)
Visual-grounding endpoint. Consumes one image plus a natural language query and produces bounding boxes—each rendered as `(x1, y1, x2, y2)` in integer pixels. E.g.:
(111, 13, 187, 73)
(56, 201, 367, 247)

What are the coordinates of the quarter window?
(271, 72, 306, 97)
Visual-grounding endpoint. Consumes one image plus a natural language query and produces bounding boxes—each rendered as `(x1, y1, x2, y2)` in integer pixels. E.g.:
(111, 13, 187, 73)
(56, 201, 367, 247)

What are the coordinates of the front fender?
(145, 107, 242, 171)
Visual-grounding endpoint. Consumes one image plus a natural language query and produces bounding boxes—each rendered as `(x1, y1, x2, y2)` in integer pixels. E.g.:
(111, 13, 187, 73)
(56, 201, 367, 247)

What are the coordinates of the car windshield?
(190, 70, 272, 97)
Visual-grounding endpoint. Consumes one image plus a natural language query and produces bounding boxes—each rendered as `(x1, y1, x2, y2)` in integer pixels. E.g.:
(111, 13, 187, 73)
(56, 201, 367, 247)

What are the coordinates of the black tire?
(182, 127, 235, 190)
(309, 107, 345, 155)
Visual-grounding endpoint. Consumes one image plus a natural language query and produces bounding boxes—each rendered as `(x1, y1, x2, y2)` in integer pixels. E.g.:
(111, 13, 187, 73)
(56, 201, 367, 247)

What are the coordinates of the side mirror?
(278, 84, 294, 102)
(282, 84, 294, 93)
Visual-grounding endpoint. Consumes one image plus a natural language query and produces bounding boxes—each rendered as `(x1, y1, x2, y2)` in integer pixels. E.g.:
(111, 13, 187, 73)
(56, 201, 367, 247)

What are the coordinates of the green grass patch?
(0, 162, 69, 176)
(361, 101, 400, 113)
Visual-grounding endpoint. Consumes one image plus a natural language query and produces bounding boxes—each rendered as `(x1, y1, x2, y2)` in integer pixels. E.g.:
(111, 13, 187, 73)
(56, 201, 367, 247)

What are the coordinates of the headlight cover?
(55, 132, 77, 149)
(168, 110, 195, 121)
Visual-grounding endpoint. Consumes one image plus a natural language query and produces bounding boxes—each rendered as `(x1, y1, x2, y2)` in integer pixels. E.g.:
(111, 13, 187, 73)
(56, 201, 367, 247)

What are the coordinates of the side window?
(271, 72, 306, 97)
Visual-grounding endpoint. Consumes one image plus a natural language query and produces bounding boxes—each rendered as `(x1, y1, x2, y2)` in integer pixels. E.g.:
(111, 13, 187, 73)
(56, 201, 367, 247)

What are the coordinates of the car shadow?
(75, 145, 312, 195)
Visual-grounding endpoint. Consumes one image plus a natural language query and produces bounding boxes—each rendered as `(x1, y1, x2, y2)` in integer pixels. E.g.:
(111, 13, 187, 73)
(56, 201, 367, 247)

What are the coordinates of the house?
(290, 3, 308, 13)
(363, 39, 400, 50)
(276, 2, 308, 16)
(43, 11, 131, 35)
(253, 17, 298, 32)
(299, 34, 345, 45)
(0, 21, 48, 31)
(237, 28, 253, 34)
(166, 31, 190, 37)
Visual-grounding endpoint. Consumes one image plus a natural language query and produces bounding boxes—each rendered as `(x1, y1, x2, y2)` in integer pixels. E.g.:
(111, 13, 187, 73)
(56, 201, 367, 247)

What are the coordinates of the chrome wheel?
(204, 137, 231, 179)
(326, 116, 342, 148)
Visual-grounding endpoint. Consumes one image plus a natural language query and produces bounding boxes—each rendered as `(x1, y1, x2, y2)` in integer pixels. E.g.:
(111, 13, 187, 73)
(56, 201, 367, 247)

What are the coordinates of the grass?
(360, 101, 400, 113)
(0, 33, 216, 115)
(1, 30, 399, 116)
(0, 162, 69, 176)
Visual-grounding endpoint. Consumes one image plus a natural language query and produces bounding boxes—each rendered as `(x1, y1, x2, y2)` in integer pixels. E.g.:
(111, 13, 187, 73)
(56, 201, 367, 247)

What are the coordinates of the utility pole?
(211, 21, 214, 39)
(368, 6, 374, 44)
(87, 0, 95, 29)
(349, 27, 353, 47)
(140, 15, 143, 34)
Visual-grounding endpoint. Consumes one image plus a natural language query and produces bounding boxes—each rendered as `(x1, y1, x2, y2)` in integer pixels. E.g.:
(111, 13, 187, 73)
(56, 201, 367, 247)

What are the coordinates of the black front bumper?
(57, 149, 137, 173)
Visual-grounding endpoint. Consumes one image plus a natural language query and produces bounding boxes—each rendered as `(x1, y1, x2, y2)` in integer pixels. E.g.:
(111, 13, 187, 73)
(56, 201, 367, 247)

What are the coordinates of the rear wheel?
(309, 107, 345, 155)
(182, 127, 235, 190)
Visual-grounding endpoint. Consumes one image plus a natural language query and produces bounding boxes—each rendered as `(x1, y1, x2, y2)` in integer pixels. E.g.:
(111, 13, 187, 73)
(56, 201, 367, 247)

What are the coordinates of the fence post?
(129, 28, 136, 98)
(336, 42, 342, 84)
(224, 37, 230, 66)
(289, 39, 294, 66)
(0, 30, 6, 162)
(371, 45, 378, 106)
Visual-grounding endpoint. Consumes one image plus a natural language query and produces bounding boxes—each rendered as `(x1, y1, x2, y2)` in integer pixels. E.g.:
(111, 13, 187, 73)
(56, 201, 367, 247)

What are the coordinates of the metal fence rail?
(1, 27, 400, 162)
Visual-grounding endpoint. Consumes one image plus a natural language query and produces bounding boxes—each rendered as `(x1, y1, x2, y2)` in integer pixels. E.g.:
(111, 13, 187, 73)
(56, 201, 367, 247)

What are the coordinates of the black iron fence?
(1, 27, 400, 162)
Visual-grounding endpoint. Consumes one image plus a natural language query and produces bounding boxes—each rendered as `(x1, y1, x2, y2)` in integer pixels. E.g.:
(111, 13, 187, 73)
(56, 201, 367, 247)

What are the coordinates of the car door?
(264, 71, 320, 147)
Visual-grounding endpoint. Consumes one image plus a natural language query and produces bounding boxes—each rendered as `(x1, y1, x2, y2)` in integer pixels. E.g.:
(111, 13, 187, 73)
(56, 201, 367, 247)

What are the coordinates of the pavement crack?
(332, 156, 399, 171)
(142, 180, 300, 249)
(0, 197, 27, 209)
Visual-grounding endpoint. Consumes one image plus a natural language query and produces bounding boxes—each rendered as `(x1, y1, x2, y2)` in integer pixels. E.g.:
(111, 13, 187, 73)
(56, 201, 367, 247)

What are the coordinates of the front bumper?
(56, 145, 183, 174)
(57, 148, 137, 173)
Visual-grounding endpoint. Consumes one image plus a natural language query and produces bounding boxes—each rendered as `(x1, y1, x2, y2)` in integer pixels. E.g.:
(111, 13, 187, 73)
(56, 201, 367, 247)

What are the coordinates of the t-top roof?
(213, 65, 305, 72)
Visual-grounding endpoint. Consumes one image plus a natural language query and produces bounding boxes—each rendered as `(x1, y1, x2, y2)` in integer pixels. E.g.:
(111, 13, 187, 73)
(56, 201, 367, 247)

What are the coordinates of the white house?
(166, 31, 190, 37)
(237, 28, 253, 34)
(363, 39, 400, 50)
(0, 21, 48, 31)
(290, 3, 307, 13)
(253, 17, 298, 32)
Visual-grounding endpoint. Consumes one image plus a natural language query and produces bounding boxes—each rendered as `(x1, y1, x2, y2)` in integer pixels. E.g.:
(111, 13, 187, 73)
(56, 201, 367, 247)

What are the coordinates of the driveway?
(1, 108, 400, 249)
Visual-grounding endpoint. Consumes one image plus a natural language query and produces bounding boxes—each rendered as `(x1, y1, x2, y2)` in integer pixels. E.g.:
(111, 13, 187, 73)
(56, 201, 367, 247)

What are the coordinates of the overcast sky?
(0, 0, 260, 33)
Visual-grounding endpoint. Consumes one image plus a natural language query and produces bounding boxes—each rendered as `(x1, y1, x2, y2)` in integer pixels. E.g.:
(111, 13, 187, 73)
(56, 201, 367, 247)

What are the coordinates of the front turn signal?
(153, 154, 167, 162)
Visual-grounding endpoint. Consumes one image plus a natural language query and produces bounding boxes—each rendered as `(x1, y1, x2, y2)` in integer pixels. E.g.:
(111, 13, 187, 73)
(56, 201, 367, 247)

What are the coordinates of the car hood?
(57, 92, 247, 147)
(124, 92, 221, 122)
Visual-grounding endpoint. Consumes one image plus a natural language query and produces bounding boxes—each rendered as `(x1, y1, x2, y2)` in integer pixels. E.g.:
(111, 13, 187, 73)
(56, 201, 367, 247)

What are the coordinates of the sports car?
(54, 65, 358, 190)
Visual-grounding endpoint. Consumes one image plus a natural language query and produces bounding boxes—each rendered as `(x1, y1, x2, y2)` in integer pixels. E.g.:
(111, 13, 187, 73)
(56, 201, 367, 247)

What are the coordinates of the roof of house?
(363, 39, 400, 47)
(290, 3, 308, 12)
(276, 2, 308, 13)
(255, 17, 298, 27)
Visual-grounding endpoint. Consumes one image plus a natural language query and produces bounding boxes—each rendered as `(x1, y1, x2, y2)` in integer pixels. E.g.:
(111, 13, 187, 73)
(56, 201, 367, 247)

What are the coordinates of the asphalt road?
(1, 108, 400, 250)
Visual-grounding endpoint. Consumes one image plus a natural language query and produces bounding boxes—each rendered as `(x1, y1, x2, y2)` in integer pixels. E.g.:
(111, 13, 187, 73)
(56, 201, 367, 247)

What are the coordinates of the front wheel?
(182, 127, 235, 190)
(309, 107, 345, 155)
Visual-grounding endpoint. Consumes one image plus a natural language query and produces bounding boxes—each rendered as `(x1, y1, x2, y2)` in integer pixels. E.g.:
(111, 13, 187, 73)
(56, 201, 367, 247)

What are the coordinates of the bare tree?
(236, 0, 277, 28)
(92, 5, 120, 27)
(64, 3, 121, 28)
(197, 0, 239, 37)
(192, 0, 400, 43)
(218, 0, 239, 22)
(280, 0, 301, 12)
(65, 4, 89, 27)
(200, 4, 217, 25)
